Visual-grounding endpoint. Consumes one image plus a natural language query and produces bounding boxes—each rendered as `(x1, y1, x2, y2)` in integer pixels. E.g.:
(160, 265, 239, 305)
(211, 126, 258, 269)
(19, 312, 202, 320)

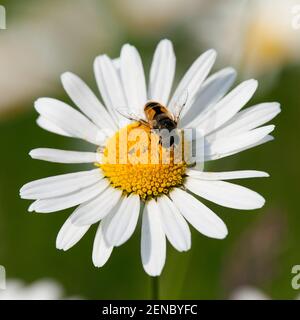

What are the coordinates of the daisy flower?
(0, 279, 80, 300)
(20, 39, 280, 276)
(230, 286, 300, 300)
(195, 0, 300, 77)
(230, 287, 270, 300)
(0, 0, 114, 114)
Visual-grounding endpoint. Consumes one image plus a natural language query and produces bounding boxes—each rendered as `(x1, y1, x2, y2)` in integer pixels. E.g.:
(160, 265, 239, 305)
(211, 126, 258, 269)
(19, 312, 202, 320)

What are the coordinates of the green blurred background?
(0, 0, 299, 299)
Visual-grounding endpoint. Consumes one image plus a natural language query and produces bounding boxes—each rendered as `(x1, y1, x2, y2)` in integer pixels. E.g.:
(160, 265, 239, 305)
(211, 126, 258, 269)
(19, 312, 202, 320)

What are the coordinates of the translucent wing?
(115, 107, 150, 127)
(115, 107, 141, 121)
(173, 90, 189, 122)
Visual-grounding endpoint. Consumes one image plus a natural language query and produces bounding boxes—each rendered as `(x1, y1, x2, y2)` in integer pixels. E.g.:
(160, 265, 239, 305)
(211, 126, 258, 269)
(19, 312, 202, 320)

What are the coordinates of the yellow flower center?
(98, 122, 187, 200)
(243, 18, 290, 72)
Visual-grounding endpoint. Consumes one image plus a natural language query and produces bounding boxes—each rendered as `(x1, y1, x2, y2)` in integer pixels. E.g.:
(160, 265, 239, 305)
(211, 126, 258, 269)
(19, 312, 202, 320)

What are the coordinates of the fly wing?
(115, 107, 142, 122)
(173, 90, 189, 122)
(115, 107, 150, 127)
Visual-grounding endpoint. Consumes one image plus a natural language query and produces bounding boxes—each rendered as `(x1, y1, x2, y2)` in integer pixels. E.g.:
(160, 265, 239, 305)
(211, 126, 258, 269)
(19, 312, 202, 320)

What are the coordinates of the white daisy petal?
(169, 49, 217, 113)
(141, 199, 166, 277)
(196, 79, 258, 135)
(20, 169, 103, 200)
(206, 135, 274, 161)
(56, 217, 90, 251)
(181, 67, 237, 128)
(102, 194, 140, 247)
(185, 177, 265, 210)
(148, 39, 176, 105)
(212, 102, 281, 138)
(205, 125, 275, 159)
(227, 134, 274, 158)
(157, 196, 191, 252)
(120, 44, 147, 117)
(113, 58, 120, 70)
(29, 148, 100, 164)
(61, 72, 116, 130)
(70, 187, 122, 226)
(29, 179, 108, 213)
(92, 223, 113, 268)
(170, 188, 228, 239)
(36, 116, 71, 137)
(35, 98, 106, 145)
(186, 170, 269, 180)
(94, 55, 129, 126)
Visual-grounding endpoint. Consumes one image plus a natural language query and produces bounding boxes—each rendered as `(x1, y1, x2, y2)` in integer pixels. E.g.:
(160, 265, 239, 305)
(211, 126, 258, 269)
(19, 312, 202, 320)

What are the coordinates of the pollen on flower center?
(98, 122, 187, 200)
